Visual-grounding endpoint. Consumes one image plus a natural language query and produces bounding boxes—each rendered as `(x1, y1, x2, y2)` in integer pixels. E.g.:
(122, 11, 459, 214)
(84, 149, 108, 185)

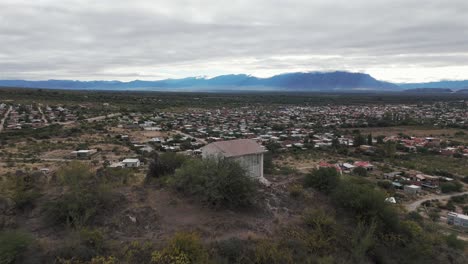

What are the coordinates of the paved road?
(0, 106, 12, 132)
(405, 191, 468, 212)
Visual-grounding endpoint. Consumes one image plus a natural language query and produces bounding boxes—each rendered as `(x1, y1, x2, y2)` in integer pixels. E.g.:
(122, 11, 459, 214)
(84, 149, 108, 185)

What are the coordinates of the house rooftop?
(122, 159, 139, 163)
(203, 139, 265, 157)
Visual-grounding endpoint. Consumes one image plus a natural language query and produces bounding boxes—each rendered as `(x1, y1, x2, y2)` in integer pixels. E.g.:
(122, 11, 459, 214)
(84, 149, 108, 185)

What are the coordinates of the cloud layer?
(1, 0, 468, 82)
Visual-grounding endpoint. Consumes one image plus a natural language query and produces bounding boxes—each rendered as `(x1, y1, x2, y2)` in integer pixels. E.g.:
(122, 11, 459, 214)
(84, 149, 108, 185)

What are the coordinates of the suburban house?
(201, 139, 266, 180)
(122, 159, 141, 168)
(447, 212, 468, 228)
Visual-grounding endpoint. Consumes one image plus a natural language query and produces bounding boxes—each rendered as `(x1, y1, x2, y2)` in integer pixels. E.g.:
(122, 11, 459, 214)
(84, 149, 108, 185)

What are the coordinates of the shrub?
(170, 158, 257, 209)
(151, 232, 209, 264)
(461, 176, 468, 184)
(122, 241, 154, 264)
(377, 180, 393, 190)
(304, 168, 340, 194)
(288, 184, 304, 199)
(10, 173, 41, 211)
(254, 240, 293, 264)
(353, 167, 368, 177)
(440, 181, 463, 193)
(213, 238, 252, 264)
(53, 228, 105, 262)
(445, 233, 465, 250)
(96, 167, 134, 185)
(332, 178, 399, 232)
(146, 152, 187, 180)
(0, 230, 33, 264)
(301, 209, 337, 253)
(44, 184, 114, 228)
(43, 163, 116, 228)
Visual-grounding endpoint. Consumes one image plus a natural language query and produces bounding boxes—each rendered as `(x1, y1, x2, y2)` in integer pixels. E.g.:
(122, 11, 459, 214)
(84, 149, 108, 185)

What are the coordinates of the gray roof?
(203, 139, 265, 158)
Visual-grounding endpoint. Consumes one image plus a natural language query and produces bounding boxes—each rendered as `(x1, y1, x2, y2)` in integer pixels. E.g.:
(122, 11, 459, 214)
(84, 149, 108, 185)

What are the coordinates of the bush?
(122, 241, 154, 264)
(96, 167, 134, 185)
(10, 173, 41, 211)
(301, 209, 338, 253)
(151, 232, 209, 264)
(304, 168, 340, 194)
(254, 240, 293, 264)
(288, 184, 304, 199)
(44, 184, 114, 228)
(53, 228, 105, 262)
(377, 180, 393, 190)
(146, 152, 187, 179)
(43, 163, 116, 228)
(445, 233, 465, 250)
(332, 178, 399, 232)
(170, 158, 257, 209)
(353, 167, 368, 177)
(213, 238, 252, 264)
(0, 230, 33, 264)
(440, 181, 463, 193)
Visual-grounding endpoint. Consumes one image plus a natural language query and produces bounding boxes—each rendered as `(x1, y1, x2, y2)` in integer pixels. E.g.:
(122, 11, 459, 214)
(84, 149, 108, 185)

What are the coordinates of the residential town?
(1, 92, 467, 263)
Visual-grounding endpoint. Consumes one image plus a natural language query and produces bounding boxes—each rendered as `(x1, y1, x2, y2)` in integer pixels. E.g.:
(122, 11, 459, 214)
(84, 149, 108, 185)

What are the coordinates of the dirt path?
(0, 105, 12, 132)
(174, 130, 207, 144)
(58, 112, 121, 125)
(37, 105, 48, 124)
(404, 191, 468, 212)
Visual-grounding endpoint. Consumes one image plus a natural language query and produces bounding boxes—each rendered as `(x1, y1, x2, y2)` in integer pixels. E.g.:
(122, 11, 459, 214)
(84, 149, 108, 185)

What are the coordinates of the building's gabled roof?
(203, 139, 265, 158)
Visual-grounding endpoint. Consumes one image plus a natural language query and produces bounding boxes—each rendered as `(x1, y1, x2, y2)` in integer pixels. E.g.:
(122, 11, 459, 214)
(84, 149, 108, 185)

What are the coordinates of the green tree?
(367, 134, 373, 145)
(0, 230, 34, 264)
(353, 167, 368, 177)
(353, 133, 366, 147)
(151, 232, 209, 264)
(171, 158, 257, 209)
(304, 167, 340, 194)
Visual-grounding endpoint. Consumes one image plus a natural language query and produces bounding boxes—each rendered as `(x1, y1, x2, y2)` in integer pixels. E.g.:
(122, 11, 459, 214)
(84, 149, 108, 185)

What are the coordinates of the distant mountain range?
(0, 71, 467, 92)
(398, 80, 468, 90)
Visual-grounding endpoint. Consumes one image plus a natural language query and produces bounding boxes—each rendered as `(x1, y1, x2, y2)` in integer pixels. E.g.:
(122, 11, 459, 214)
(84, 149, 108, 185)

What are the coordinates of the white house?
(201, 139, 266, 180)
(122, 159, 141, 168)
(447, 212, 468, 228)
(404, 184, 421, 195)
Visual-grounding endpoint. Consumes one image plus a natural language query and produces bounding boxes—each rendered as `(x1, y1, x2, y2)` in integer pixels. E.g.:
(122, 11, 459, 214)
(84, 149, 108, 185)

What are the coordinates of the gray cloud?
(1, 0, 468, 82)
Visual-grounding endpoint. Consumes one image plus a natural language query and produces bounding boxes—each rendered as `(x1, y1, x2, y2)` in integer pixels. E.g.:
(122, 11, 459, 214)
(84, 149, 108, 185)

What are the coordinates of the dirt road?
(0, 105, 12, 132)
(404, 191, 468, 212)
(37, 106, 49, 124)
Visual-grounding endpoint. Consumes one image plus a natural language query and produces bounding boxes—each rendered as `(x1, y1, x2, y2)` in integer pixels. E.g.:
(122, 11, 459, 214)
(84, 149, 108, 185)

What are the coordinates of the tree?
(43, 162, 115, 228)
(304, 168, 340, 194)
(171, 158, 257, 209)
(353, 167, 368, 177)
(0, 230, 34, 264)
(440, 181, 463, 193)
(353, 133, 366, 147)
(384, 141, 397, 158)
(331, 137, 340, 150)
(151, 232, 209, 264)
(146, 152, 187, 180)
(367, 134, 373, 145)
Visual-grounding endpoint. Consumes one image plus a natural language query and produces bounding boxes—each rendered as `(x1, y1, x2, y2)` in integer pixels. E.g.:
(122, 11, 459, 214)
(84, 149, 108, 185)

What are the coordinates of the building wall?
(231, 153, 263, 179)
(201, 146, 264, 180)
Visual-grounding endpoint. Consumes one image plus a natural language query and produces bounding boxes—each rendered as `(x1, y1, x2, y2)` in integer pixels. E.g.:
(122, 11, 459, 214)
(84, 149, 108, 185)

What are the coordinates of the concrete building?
(404, 184, 421, 195)
(447, 212, 468, 228)
(201, 139, 266, 180)
(122, 158, 141, 168)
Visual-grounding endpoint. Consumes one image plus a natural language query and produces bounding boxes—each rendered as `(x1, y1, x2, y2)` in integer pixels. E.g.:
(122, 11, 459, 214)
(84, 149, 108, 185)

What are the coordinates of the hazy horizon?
(1, 0, 468, 83)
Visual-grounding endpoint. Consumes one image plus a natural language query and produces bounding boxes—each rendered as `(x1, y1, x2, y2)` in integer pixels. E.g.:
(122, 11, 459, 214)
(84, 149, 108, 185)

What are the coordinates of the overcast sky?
(1, 0, 468, 83)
